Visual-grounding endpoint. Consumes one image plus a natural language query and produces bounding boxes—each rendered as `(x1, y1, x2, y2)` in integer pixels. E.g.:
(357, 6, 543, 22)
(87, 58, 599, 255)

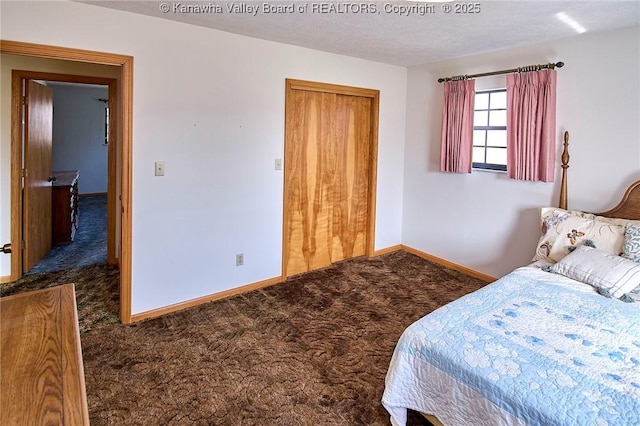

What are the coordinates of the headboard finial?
(559, 131, 570, 210)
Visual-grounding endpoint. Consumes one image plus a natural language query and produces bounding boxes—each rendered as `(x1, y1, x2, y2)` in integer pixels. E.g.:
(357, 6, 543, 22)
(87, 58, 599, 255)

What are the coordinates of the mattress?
(382, 265, 640, 426)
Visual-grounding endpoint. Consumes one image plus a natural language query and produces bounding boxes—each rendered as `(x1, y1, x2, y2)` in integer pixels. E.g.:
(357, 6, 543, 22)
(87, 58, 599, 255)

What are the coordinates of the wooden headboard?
(559, 131, 570, 210)
(598, 181, 640, 220)
(559, 131, 640, 220)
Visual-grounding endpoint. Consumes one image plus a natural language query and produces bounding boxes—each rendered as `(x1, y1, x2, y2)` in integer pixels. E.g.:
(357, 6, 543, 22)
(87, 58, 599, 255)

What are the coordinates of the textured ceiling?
(81, 1, 640, 66)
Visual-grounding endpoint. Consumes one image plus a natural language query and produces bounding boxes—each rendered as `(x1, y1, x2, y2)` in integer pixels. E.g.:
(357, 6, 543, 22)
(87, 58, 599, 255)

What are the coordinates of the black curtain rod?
(437, 61, 564, 83)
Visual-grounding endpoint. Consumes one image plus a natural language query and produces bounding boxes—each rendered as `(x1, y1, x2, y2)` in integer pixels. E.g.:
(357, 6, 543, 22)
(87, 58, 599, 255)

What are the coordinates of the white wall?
(51, 84, 109, 194)
(402, 26, 640, 279)
(0, 1, 407, 313)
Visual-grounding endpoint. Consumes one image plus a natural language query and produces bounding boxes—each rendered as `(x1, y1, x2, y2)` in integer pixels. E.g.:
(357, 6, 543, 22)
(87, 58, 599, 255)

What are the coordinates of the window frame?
(472, 88, 507, 172)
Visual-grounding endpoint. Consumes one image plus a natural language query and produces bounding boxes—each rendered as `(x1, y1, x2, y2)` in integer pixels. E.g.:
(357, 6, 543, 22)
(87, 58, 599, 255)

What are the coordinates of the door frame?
(282, 78, 380, 278)
(1, 40, 134, 324)
(14, 71, 117, 269)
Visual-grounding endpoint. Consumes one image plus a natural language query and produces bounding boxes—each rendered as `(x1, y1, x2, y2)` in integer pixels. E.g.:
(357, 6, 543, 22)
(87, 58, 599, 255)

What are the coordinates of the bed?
(382, 135, 640, 426)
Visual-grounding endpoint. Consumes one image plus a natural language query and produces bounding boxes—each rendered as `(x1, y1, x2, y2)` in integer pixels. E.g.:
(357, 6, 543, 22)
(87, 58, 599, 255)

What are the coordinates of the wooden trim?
(401, 245, 496, 283)
(8, 70, 116, 85)
(0, 40, 132, 66)
(287, 79, 378, 98)
(366, 91, 380, 257)
(372, 244, 402, 256)
(0, 275, 12, 284)
(79, 192, 108, 197)
(107, 80, 117, 266)
(9, 72, 21, 282)
(119, 56, 133, 323)
(281, 79, 290, 282)
(130, 276, 283, 322)
(282, 78, 380, 276)
(1, 40, 133, 324)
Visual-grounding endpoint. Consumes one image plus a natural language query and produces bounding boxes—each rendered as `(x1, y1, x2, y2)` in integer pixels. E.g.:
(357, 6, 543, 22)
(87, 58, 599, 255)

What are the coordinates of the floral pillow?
(623, 222, 640, 263)
(532, 208, 625, 263)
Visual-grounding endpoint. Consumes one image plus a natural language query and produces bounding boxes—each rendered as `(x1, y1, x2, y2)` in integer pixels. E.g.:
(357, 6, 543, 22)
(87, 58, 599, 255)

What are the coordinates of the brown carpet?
(76, 251, 487, 425)
(0, 263, 120, 333)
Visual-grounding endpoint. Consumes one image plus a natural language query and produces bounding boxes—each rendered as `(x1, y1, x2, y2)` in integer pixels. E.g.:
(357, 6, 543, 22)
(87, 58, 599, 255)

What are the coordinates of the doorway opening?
(25, 80, 112, 275)
(0, 41, 134, 324)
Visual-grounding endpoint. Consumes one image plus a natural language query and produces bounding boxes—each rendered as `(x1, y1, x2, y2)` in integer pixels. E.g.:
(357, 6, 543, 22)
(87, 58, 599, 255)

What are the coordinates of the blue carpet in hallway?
(28, 195, 107, 274)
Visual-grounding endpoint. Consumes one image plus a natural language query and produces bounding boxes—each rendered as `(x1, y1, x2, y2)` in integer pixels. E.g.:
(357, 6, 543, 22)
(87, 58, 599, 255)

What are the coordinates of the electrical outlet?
(275, 158, 282, 171)
(236, 253, 244, 266)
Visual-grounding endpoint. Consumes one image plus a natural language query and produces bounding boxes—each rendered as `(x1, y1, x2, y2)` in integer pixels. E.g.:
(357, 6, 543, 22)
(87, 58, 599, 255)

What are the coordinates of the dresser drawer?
(51, 170, 79, 245)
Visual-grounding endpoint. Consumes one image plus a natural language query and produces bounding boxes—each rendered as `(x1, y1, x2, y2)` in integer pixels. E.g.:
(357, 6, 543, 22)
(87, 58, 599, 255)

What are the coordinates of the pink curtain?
(506, 69, 557, 182)
(440, 80, 475, 173)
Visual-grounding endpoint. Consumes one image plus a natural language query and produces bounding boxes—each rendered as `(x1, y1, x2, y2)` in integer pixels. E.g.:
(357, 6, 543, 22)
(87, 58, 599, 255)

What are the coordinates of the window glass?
(472, 147, 486, 163)
(475, 93, 489, 109)
(473, 130, 486, 145)
(491, 91, 507, 109)
(487, 130, 507, 147)
(472, 89, 507, 171)
(489, 110, 507, 127)
(473, 110, 488, 127)
(487, 147, 507, 165)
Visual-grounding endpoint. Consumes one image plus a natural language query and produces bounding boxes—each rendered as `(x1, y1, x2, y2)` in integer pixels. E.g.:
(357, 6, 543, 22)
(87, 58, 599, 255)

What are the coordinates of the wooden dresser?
(0, 284, 90, 425)
(52, 170, 79, 245)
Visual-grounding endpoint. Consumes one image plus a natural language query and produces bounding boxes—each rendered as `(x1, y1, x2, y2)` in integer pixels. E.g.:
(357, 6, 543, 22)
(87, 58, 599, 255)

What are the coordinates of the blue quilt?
(383, 267, 640, 425)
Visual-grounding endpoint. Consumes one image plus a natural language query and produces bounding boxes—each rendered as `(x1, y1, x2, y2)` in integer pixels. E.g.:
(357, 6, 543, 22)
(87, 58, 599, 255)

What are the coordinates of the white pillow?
(546, 245, 640, 299)
(532, 208, 625, 263)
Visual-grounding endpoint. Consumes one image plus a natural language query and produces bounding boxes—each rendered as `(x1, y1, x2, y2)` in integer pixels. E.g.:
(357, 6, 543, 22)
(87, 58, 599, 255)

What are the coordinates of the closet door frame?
(282, 78, 379, 278)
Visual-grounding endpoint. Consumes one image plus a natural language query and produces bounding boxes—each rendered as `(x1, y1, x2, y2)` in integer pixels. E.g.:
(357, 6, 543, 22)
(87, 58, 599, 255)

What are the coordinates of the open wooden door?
(22, 80, 53, 272)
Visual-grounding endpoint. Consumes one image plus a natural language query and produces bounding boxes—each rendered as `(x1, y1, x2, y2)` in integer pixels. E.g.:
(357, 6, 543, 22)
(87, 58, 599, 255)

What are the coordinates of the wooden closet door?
(284, 81, 373, 277)
(330, 94, 371, 263)
(285, 89, 334, 276)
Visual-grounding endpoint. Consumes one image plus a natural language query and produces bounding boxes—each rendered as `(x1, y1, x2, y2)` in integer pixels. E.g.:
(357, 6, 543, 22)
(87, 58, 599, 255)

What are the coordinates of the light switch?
(275, 158, 282, 171)
(155, 161, 165, 176)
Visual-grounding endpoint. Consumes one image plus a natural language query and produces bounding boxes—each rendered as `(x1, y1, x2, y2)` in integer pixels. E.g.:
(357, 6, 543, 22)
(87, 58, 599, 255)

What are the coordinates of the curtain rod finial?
(556, 61, 565, 68)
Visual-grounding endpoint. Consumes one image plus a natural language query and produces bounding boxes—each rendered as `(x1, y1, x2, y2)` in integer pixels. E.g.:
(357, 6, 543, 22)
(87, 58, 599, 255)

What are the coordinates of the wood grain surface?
(23, 80, 53, 272)
(1, 284, 89, 425)
(598, 180, 640, 219)
(284, 84, 372, 276)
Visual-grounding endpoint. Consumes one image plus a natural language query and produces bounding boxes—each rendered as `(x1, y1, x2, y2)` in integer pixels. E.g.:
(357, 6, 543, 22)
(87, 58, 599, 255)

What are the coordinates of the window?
(104, 105, 109, 145)
(472, 89, 507, 171)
